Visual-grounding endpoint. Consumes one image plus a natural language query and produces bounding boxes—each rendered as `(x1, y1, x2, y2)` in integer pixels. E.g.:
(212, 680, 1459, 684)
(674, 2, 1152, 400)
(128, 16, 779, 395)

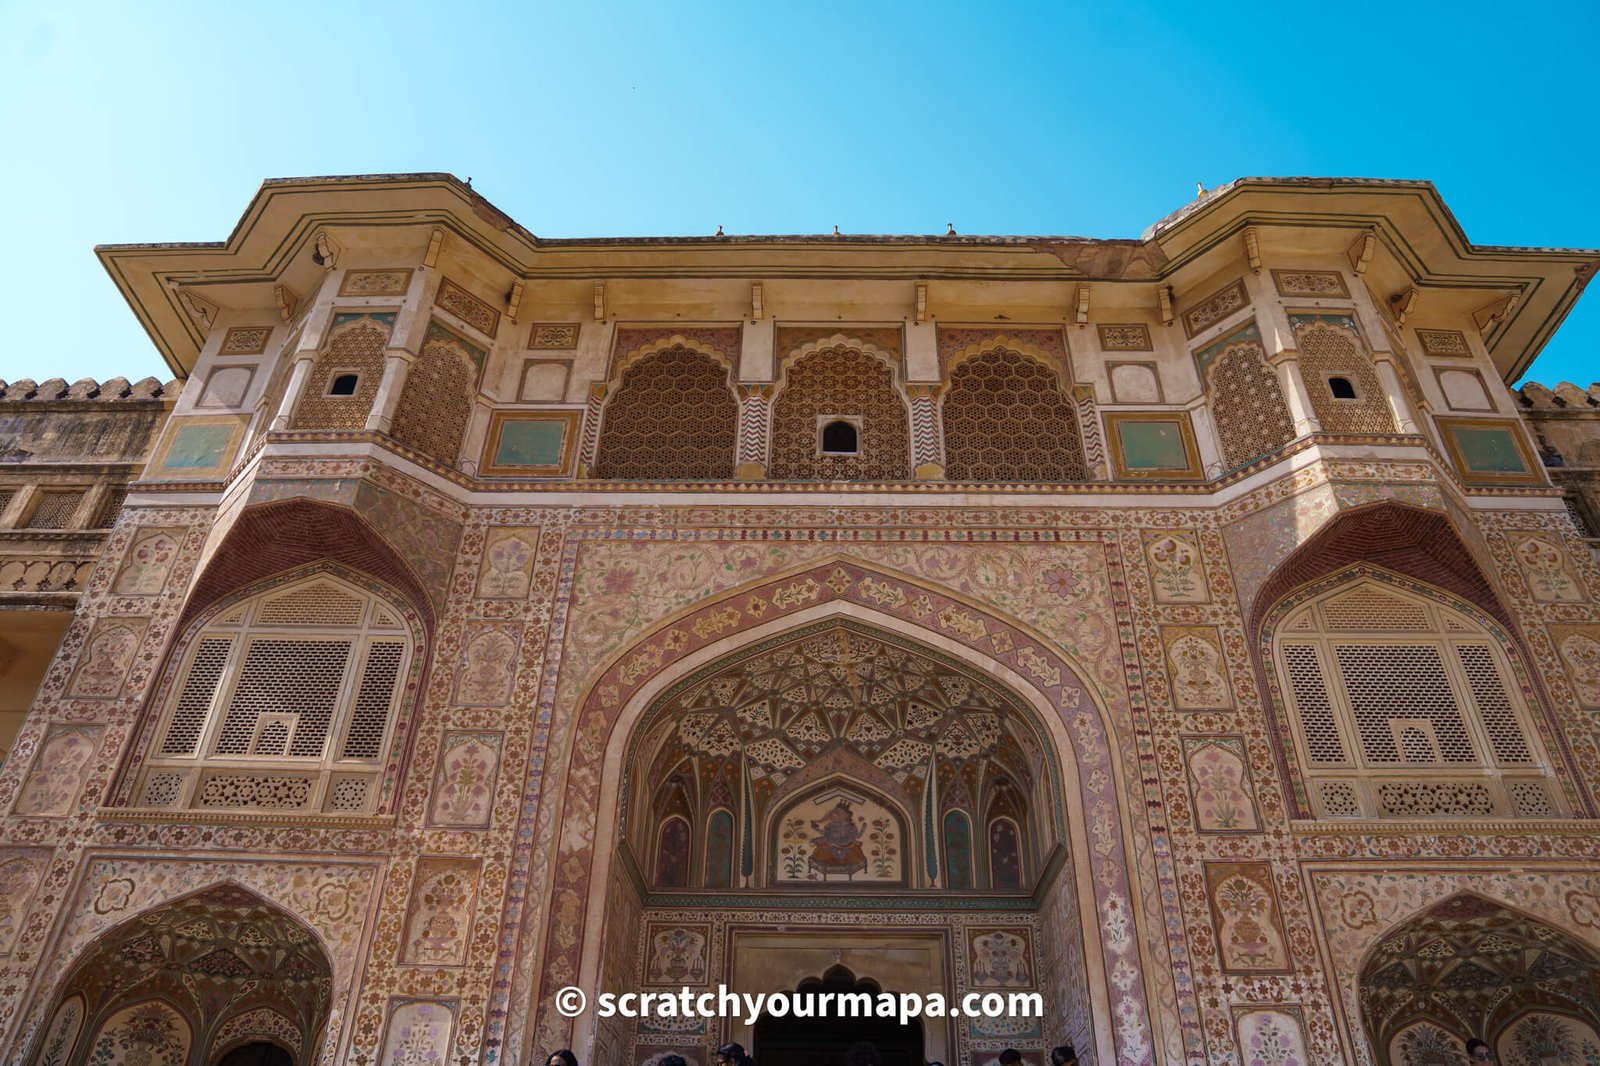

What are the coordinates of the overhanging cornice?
(98, 173, 1598, 381)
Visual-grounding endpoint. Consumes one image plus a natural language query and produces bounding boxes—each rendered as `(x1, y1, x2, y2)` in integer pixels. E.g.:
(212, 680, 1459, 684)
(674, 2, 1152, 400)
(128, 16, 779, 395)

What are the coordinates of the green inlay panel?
(1451, 425, 1529, 473)
(1117, 420, 1190, 471)
(163, 424, 235, 469)
(494, 419, 568, 468)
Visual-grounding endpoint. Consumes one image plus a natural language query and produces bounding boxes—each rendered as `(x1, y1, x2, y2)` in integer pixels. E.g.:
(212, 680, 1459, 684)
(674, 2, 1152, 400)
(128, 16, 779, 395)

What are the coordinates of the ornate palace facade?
(1, 174, 1599, 1066)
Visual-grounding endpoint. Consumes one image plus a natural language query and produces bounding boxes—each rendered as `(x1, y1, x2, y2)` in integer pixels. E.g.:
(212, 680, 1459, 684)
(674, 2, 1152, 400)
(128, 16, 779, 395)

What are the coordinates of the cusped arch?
(118, 560, 427, 817)
(529, 556, 1149, 1066)
(941, 346, 1087, 482)
(37, 882, 333, 1066)
(390, 323, 481, 468)
(770, 338, 911, 480)
(1358, 892, 1600, 1062)
(1248, 502, 1591, 820)
(291, 313, 391, 432)
(596, 339, 738, 479)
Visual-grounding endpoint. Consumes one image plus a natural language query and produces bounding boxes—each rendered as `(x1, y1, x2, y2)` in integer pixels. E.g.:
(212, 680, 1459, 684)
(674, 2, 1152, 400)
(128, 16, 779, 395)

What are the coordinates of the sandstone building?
(1, 174, 1599, 1066)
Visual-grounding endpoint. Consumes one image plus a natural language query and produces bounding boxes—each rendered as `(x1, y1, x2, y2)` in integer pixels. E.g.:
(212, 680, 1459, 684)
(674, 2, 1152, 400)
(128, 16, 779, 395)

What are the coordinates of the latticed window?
(1274, 578, 1561, 820)
(137, 574, 414, 816)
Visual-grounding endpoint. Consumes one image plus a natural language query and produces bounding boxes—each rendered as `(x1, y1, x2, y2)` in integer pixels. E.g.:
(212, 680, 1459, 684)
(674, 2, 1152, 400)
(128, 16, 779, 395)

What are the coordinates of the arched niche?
(32, 883, 332, 1066)
(1265, 568, 1568, 821)
(1359, 893, 1600, 1063)
(595, 341, 738, 480)
(537, 561, 1152, 1066)
(114, 562, 427, 817)
(621, 620, 1059, 892)
(1249, 501, 1590, 820)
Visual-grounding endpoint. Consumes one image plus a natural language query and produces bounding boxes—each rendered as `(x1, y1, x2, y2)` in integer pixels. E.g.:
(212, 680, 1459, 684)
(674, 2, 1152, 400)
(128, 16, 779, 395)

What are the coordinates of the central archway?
(553, 560, 1147, 1066)
(754, 966, 924, 1066)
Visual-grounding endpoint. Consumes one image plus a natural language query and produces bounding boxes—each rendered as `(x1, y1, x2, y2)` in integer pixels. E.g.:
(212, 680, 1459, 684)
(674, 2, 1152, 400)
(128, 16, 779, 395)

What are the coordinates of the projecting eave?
(98, 173, 1598, 381)
(1147, 177, 1600, 382)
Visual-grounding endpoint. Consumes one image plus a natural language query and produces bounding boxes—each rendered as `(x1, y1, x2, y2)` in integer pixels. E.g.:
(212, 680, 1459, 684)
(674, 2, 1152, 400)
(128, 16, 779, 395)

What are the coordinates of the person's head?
(715, 1043, 746, 1065)
(659, 1056, 688, 1066)
(998, 1051, 1023, 1066)
(845, 1041, 883, 1066)
(545, 1052, 577, 1066)
(1050, 1046, 1077, 1066)
(1466, 1039, 1494, 1063)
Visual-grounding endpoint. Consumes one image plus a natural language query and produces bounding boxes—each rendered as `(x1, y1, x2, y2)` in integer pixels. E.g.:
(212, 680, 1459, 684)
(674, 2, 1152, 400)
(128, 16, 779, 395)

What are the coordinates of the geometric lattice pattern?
(23, 490, 85, 529)
(942, 349, 1087, 481)
(1294, 321, 1396, 434)
(1276, 579, 1555, 820)
(49, 885, 332, 1065)
(1360, 894, 1600, 1052)
(596, 347, 737, 479)
(634, 621, 1044, 889)
(1206, 339, 1296, 468)
(770, 346, 910, 480)
(292, 318, 388, 430)
(391, 332, 476, 468)
(141, 575, 413, 815)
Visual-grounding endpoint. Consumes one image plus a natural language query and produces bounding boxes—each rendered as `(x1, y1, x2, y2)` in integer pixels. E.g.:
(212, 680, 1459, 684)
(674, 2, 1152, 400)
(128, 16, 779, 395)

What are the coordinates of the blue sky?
(1, 0, 1595, 387)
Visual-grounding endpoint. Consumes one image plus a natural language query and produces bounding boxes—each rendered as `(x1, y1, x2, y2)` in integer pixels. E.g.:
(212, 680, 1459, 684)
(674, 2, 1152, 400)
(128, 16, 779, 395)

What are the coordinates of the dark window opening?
(1328, 376, 1357, 399)
(820, 420, 858, 455)
(330, 373, 360, 396)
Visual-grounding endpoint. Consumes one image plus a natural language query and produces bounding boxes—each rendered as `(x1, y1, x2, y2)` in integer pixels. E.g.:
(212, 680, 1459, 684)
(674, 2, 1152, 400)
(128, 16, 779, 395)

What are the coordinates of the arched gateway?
(533, 561, 1151, 1066)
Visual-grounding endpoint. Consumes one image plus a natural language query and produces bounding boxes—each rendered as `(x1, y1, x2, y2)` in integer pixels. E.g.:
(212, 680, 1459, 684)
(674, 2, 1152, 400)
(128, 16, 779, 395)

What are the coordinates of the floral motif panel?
(1236, 1008, 1310, 1066)
(429, 731, 503, 829)
(1204, 862, 1291, 973)
(401, 858, 482, 967)
(15, 726, 102, 816)
(1141, 530, 1210, 604)
(377, 1000, 456, 1066)
(66, 619, 146, 698)
(969, 928, 1035, 988)
(85, 1001, 190, 1066)
(1181, 737, 1260, 832)
(475, 528, 540, 599)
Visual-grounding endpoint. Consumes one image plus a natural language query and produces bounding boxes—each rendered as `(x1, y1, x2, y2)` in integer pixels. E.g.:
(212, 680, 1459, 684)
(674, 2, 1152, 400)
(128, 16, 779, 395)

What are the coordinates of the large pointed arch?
(1247, 501, 1590, 819)
(180, 497, 437, 639)
(30, 882, 333, 1066)
(516, 555, 1156, 1066)
(1358, 892, 1600, 1062)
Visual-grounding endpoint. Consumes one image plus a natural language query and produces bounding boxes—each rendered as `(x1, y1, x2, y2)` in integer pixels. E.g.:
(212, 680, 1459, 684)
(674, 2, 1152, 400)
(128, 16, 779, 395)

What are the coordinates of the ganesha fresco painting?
(774, 786, 904, 885)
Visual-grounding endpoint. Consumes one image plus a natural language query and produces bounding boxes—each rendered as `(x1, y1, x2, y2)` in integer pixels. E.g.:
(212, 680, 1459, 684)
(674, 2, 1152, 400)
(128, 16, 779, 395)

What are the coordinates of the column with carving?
(577, 383, 607, 478)
(1273, 353, 1323, 437)
(908, 383, 945, 480)
(1073, 384, 1108, 480)
(735, 383, 773, 480)
(365, 350, 415, 434)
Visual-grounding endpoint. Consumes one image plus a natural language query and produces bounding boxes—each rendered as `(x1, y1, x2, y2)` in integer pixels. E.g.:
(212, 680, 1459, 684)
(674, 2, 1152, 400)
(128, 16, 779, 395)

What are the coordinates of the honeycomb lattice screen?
(595, 347, 738, 479)
(1275, 579, 1556, 820)
(1294, 322, 1396, 434)
(1206, 340, 1296, 469)
(292, 320, 387, 431)
(391, 339, 474, 467)
(141, 576, 414, 815)
(23, 490, 85, 529)
(770, 345, 910, 480)
(942, 349, 1087, 482)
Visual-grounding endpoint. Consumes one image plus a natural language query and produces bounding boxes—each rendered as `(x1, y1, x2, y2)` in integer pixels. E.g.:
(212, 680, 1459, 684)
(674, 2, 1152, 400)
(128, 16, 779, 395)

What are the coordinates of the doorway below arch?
(215, 1041, 295, 1066)
(753, 966, 924, 1066)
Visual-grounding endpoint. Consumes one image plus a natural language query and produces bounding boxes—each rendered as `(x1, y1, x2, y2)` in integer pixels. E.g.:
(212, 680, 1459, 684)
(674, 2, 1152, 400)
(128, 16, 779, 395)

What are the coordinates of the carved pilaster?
(735, 383, 774, 480)
(908, 383, 945, 480)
